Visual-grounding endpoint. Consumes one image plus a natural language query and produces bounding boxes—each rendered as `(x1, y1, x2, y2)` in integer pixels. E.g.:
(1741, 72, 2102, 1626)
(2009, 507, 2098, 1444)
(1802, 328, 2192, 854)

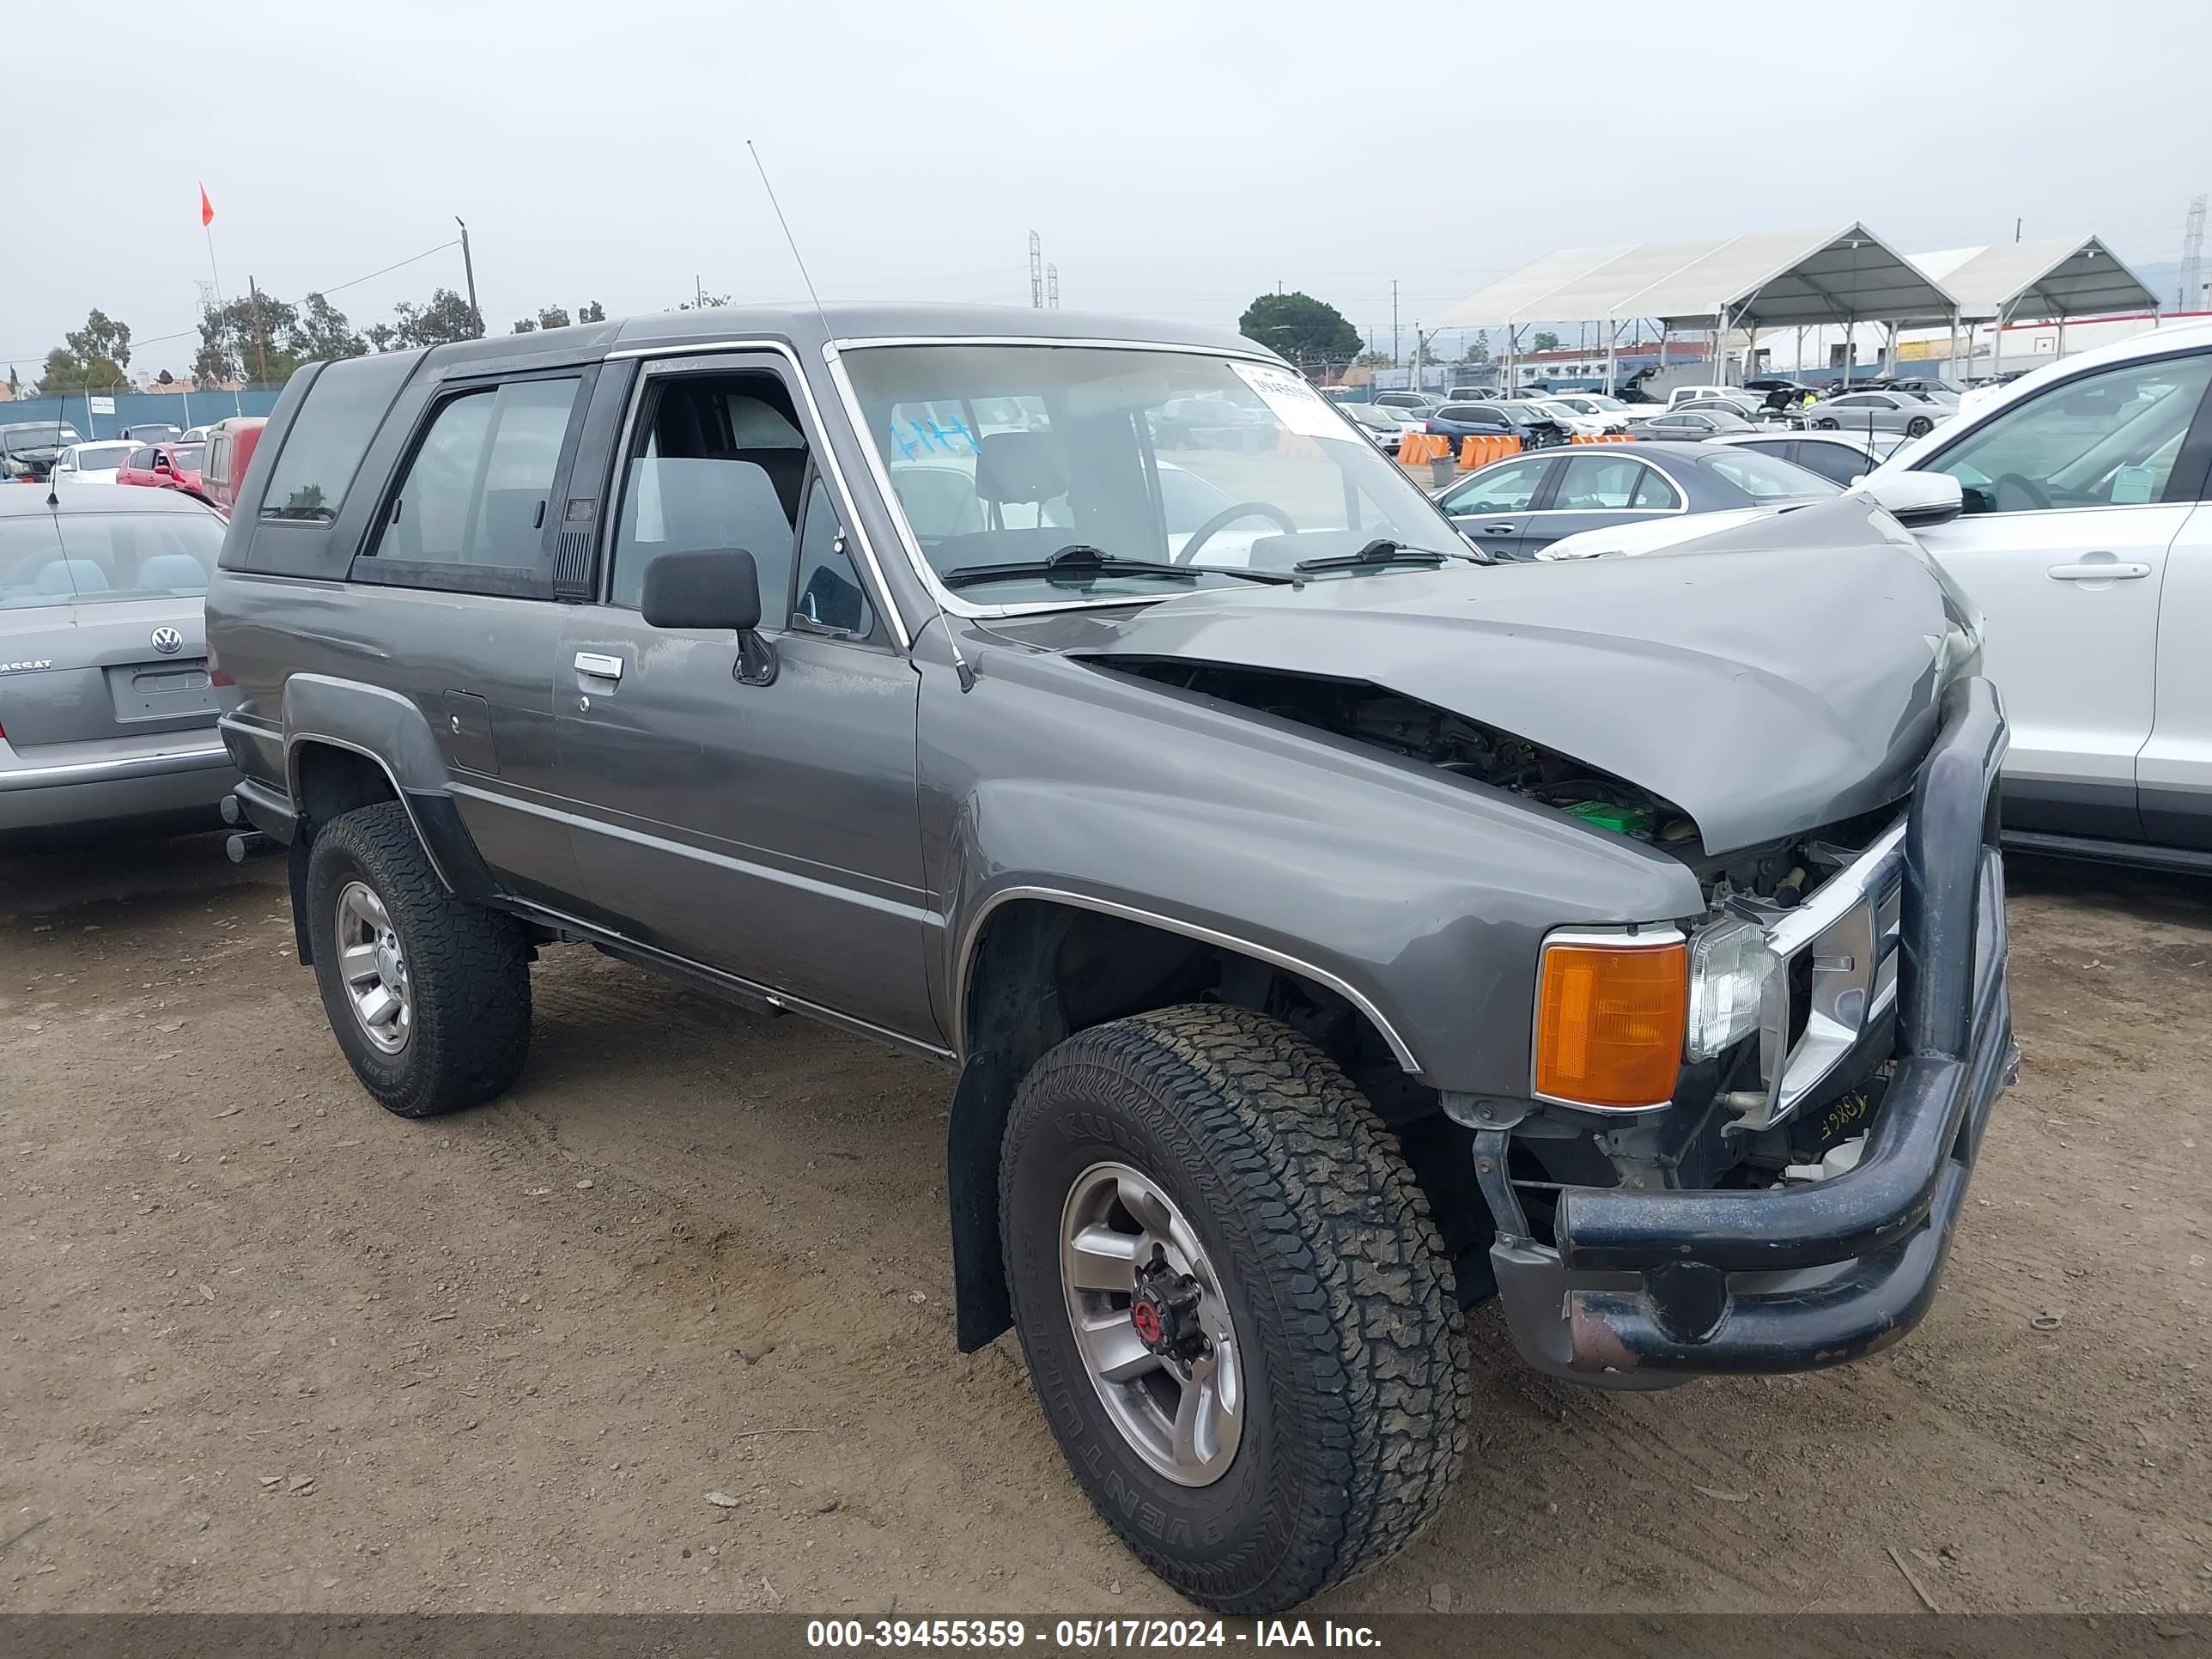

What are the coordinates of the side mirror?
(1862, 470, 1963, 528)
(640, 548, 778, 685)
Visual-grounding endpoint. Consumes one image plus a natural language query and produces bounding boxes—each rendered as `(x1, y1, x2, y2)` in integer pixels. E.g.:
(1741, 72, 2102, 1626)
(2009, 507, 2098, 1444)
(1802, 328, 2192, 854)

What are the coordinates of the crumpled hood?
(981, 496, 1978, 854)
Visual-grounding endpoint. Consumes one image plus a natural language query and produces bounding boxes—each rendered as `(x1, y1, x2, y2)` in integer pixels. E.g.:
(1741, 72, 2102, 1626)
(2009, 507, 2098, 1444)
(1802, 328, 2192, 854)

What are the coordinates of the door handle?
(1483, 524, 1520, 535)
(2047, 561, 2150, 581)
(574, 651, 624, 680)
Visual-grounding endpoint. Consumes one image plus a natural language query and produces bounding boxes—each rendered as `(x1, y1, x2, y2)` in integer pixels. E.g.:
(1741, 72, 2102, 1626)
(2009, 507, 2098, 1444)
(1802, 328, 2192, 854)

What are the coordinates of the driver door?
(1907, 350, 2212, 841)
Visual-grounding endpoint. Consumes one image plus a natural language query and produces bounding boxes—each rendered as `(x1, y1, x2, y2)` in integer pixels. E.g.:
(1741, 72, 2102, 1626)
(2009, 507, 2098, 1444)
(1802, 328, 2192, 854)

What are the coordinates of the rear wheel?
(305, 801, 532, 1117)
(1905, 416, 1934, 438)
(1000, 1004, 1468, 1612)
(1815, 416, 1840, 429)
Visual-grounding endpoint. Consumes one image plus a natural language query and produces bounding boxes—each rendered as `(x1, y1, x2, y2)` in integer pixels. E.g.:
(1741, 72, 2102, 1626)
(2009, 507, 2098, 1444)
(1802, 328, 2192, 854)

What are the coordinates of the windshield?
(1698, 449, 1840, 501)
(70, 444, 137, 470)
(3, 424, 80, 453)
(843, 344, 1468, 605)
(0, 509, 222, 608)
(171, 444, 206, 469)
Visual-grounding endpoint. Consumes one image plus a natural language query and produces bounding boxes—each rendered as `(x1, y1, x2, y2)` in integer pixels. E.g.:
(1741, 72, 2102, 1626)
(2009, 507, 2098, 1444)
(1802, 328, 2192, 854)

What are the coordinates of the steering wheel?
(1175, 501, 1298, 565)
(1990, 471, 2051, 512)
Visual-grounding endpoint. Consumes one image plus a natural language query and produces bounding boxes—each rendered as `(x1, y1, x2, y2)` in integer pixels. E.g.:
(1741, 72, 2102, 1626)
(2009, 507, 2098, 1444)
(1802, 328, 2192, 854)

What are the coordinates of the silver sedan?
(1796, 390, 1952, 440)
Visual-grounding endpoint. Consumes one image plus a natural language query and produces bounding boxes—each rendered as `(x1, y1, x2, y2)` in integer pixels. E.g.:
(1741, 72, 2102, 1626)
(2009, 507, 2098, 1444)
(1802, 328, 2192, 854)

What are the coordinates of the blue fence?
(0, 388, 282, 441)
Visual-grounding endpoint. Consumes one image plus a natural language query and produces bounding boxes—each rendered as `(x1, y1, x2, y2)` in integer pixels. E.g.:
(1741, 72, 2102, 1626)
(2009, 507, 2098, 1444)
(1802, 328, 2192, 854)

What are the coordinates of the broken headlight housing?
(1685, 916, 1781, 1062)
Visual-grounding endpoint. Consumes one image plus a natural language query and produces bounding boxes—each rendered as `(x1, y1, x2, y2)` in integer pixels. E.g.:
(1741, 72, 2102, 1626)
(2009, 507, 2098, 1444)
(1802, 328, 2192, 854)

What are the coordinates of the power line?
(2, 237, 464, 368)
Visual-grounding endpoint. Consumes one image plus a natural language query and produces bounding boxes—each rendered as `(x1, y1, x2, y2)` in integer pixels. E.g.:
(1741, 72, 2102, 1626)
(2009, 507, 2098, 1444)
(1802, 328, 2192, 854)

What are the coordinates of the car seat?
(135, 554, 208, 593)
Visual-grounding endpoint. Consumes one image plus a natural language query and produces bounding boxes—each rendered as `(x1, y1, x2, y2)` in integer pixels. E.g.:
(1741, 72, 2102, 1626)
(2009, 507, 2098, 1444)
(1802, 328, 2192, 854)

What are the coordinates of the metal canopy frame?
(1909, 237, 2163, 379)
(1437, 224, 1960, 388)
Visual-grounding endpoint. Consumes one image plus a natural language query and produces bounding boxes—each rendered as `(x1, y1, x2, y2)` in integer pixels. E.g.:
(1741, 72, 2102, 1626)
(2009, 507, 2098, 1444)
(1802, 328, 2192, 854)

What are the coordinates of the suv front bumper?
(1489, 676, 2014, 1388)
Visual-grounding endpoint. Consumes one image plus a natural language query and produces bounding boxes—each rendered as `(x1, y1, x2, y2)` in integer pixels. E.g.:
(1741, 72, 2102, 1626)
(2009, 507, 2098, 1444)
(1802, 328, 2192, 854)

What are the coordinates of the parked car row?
(35, 417, 266, 516)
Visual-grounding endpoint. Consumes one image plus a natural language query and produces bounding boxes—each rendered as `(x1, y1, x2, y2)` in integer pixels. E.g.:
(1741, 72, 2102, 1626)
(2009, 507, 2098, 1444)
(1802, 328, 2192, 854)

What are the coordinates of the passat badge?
(151, 626, 184, 655)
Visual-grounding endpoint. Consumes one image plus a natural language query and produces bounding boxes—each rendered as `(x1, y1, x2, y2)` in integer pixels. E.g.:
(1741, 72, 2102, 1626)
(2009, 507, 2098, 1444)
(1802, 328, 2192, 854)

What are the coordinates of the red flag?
(199, 185, 215, 228)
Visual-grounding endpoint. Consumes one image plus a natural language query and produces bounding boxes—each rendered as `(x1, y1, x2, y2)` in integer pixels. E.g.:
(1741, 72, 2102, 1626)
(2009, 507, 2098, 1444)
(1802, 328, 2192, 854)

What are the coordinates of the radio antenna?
(746, 140, 830, 334)
(744, 138, 975, 692)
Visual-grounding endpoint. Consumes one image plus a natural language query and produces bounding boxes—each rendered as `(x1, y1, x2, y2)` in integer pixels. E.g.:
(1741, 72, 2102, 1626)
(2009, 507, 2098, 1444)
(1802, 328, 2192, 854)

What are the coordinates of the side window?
(791, 477, 877, 638)
(375, 377, 579, 571)
(1791, 442, 1867, 487)
(1925, 355, 2212, 514)
(258, 350, 416, 523)
(1440, 458, 1549, 514)
(128, 448, 155, 471)
(1552, 454, 1644, 510)
(1628, 465, 1682, 509)
(610, 370, 809, 615)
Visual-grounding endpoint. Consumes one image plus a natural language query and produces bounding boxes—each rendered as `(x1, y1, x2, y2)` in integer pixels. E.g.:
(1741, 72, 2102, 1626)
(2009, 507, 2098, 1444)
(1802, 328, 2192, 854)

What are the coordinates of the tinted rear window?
(0, 510, 224, 608)
(258, 353, 416, 522)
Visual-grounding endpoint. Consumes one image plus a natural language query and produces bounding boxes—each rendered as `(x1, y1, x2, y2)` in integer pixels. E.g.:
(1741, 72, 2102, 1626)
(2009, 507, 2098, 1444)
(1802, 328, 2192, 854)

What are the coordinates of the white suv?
(1867, 319, 2212, 869)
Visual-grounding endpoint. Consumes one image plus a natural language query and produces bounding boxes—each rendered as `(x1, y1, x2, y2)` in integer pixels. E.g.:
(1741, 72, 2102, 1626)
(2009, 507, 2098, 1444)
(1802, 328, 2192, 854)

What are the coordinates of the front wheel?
(1905, 416, 1933, 438)
(1000, 1005, 1468, 1612)
(1814, 416, 1840, 429)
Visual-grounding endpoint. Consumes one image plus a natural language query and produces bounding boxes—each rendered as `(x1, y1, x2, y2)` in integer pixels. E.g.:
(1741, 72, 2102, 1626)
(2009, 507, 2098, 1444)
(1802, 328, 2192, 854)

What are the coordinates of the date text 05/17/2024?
(805, 1618, 1384, 1649)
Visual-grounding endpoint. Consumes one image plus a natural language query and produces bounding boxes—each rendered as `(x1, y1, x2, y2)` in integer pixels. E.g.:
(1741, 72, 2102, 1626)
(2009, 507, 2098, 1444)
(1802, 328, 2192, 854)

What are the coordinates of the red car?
(199, 416, 267, 517)
(115, 441, 208, 499)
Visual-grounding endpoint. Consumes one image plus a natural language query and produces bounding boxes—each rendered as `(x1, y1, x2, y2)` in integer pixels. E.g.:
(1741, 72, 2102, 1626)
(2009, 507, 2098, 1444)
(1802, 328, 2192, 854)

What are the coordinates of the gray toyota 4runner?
(207, 305, 2014, 1613)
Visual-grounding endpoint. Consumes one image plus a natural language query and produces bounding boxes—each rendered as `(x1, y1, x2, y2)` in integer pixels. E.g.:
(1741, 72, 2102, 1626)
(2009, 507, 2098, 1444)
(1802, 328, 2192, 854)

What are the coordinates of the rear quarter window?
(257, 352, 417, 524)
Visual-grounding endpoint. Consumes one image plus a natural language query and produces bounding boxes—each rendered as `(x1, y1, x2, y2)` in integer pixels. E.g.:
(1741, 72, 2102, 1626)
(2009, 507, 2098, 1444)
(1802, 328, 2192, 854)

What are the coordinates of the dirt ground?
(1, 835, 2206, 1617)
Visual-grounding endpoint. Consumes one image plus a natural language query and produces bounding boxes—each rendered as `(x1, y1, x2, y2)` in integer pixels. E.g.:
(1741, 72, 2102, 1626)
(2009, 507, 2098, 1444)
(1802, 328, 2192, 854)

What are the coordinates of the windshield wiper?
(943, 543, 1299, 591)
(1293, 538, 1487, 574)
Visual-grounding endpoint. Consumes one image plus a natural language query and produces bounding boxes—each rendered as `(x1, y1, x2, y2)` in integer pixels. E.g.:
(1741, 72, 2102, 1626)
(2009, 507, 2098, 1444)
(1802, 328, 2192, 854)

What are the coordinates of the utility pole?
(247, 275, 271, 386)
(1391, 279, 1400, 368)
(1029, 231, 1043, 308)
(455, 216, 483, 338)
(2014, 216, 2022, 244)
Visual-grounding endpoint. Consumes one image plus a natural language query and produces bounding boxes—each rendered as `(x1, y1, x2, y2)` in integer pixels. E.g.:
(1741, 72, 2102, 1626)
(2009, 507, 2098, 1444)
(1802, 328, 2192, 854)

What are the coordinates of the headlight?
(1685, 916, 1781, 1061)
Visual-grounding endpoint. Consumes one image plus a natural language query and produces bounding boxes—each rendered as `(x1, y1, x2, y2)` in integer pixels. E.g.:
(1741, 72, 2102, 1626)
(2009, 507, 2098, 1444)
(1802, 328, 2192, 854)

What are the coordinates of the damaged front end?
(1464, 677, 2014, 1387)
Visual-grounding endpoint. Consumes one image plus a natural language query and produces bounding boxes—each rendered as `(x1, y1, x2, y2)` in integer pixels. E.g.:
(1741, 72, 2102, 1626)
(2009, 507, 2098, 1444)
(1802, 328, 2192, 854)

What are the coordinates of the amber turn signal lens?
(1534, 939, 1687, 1110)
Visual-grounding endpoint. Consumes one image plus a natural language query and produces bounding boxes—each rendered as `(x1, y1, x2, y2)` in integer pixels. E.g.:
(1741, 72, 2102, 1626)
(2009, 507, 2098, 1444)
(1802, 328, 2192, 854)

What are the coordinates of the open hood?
(980, 496, 1979, 854)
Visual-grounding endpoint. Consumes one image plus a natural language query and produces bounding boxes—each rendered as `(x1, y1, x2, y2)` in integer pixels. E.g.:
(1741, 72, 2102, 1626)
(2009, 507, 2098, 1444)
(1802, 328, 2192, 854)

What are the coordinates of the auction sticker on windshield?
(1231, 362, 1346, 440)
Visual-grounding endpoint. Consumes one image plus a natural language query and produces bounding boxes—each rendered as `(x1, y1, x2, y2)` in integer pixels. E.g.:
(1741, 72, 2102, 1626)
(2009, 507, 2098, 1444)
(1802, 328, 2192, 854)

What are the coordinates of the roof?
(1905, 236, 2160, 321)
(409, 302, 1266, 377)
(0, 484, 222, 518)
(1437, 225, 1960, 331)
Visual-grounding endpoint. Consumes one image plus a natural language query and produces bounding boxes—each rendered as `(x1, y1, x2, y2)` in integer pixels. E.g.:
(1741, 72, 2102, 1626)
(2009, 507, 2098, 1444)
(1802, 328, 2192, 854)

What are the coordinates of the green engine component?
(1560, 799, 1655, 837)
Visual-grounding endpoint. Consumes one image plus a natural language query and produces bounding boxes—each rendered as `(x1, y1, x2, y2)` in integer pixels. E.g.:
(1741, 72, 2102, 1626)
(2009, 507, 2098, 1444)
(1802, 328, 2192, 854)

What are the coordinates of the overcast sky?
(7, 0, 2208, 378)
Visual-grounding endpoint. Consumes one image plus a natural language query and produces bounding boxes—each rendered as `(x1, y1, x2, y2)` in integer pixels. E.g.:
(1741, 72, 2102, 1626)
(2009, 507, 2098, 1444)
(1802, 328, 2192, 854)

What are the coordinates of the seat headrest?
(35, 559, 110, 594)
(974, 430, 1066, 505)
(136, 554, 207, 592)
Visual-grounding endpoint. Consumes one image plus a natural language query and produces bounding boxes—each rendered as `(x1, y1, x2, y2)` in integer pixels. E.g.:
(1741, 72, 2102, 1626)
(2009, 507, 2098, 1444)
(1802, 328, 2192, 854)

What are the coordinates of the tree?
(364, 287, 480, 352)
(6, 365, 20, 399)
(1532, 331, 1560, 351)
(1237, 292, 1360, 369)
(679, 290, 731, 311)
(195, 292, 301, 387)
(510, 317, 538, 333)
(578, 301, 605, 324)
(37, 345, 130, 396)
(288, 292, 367, 363)
(1353, 350, 1392, 368)
(65, 309, 131, 371)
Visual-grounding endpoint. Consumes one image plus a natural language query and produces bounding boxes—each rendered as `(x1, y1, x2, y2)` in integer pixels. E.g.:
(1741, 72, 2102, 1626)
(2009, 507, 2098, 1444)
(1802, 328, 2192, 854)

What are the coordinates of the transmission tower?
(1047, 264, 1059, 308)
(2180, 196, 2206, 313)
(1029, 230, 1043, 309)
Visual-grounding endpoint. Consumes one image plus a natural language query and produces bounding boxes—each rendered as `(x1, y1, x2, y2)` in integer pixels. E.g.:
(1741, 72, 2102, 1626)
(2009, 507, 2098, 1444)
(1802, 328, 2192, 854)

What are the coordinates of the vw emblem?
(150, 626, 184, 655)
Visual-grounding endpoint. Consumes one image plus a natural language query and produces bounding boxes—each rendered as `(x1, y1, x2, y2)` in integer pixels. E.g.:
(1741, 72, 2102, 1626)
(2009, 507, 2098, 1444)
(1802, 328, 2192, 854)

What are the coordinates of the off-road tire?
(305, 800, 532, 1117)
(1000, 1004, 1469, 1613)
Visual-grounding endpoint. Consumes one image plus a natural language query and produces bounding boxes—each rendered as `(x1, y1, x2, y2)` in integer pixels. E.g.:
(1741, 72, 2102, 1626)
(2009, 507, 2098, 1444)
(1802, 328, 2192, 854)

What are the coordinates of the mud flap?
(946, 1048, 1019, 1352)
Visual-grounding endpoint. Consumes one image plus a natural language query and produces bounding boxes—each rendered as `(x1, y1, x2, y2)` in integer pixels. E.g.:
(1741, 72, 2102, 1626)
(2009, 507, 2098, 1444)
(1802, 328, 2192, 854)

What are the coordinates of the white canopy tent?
(1436, 224, 1961, 387)
(1908, 237, 2160, 377)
